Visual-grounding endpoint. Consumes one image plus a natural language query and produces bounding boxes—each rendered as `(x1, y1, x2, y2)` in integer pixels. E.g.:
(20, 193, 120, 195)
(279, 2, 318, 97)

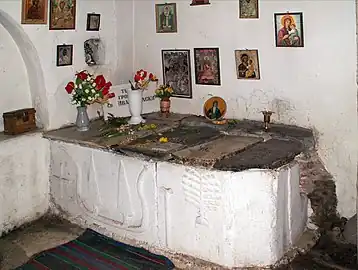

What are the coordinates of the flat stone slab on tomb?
(130, 126, 222, 147)
(144, 112, 192, 124)
(43, 120, 105, 148)
(99, 122, 175, 148)
(213, 138, 304, 171)
(173, 135, 263, 166)
(114, 126, 222, 158)
(227, 119, 314, 148)
(180, 115, 229, 131)
(114, 140, 185, 155)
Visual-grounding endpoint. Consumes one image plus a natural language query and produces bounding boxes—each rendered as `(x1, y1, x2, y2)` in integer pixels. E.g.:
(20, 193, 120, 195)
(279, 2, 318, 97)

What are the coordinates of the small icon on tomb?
(204, 96, 227, 124)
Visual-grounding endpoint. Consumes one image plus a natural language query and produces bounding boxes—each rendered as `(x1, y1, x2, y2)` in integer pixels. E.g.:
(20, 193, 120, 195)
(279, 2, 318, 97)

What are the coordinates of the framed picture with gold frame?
(49, 0, 76, 30)
(21, 0, 48, 24)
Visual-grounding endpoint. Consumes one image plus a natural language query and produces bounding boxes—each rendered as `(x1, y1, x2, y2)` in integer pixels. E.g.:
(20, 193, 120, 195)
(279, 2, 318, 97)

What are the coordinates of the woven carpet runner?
(16, 229, 175, 270)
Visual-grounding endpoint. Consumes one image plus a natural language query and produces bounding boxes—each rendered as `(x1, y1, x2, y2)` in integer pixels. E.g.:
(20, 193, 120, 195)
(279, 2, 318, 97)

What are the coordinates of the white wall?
(0, 133, 49, 236)
(0, 0, 134, 130)
(0, 24, 32, 131)
(133, 0, 357, 218)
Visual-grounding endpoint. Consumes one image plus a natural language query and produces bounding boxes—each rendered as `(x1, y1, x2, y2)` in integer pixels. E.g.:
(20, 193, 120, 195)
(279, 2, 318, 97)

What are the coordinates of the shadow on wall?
(0, 9, 48, 129)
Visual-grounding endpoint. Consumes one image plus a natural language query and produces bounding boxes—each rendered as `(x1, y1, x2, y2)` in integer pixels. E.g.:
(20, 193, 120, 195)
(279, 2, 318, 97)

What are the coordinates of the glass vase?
(76, 106, 90, 131)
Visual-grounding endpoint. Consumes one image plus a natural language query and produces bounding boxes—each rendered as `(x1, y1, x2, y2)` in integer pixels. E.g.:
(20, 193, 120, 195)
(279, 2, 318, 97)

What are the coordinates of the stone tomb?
(45, 114, 311, 268)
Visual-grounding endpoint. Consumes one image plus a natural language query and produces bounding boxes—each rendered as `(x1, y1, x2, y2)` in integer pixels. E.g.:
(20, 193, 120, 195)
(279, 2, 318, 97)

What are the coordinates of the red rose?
(101, 82, 111, 95)
(149, 73, 153, 80)
(108, 93, 115, 98)
(65, 82, 74, 94)
(76, 71, 88, 81)
(142, 70, 147, 78)
(94, 75, 106, 90)
(134, 74, 141, 82)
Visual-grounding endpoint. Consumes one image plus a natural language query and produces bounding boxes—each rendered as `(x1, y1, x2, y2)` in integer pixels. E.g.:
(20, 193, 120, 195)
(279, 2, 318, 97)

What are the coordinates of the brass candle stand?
(261, 110, 273, 131)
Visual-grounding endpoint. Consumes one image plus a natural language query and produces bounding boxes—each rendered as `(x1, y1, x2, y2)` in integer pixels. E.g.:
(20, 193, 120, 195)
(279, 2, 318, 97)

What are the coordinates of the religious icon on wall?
(21, 0, 48, 24)
(162, 49, 192, 99)
(155, 3, 177, 33)
(239, 0, 258, 19)
(56, 44, 73, 66)
(190, 0, 210, 6)
(49, 0, 76, 30)
(86, 13, 100, 31)
(235, 49, 260, 80)
(194, 48, 221, 86)
(204, 96, 227, 121)
(274, 12, 304, 47)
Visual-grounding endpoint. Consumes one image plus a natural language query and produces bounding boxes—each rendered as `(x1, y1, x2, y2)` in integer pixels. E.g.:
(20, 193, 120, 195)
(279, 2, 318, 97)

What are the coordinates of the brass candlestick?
(261, 110, 273, 131)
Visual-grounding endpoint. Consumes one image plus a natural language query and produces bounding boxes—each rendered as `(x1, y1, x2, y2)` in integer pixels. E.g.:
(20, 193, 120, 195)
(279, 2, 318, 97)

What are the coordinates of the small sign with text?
(104, 84, 158, 119)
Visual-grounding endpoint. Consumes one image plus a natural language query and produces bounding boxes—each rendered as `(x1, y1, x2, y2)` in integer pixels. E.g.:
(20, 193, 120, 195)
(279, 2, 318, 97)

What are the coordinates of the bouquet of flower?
(155, 84, 174, 100)
(129, 69, 157, 90)
(65, 70, 115, 107)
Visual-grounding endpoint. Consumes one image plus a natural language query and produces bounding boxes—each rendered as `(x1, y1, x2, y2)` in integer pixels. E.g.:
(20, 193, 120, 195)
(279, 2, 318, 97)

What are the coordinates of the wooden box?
(3, 108, 37, 135)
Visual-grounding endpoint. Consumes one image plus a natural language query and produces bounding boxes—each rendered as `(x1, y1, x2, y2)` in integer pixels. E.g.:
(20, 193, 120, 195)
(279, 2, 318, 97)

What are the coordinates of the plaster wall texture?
(0, 133, 50, 236)
(49, 140, 307, 268)
(0, 0, 134, 130)
(0, 24, 32, 132)
(133, 0, 357, 218)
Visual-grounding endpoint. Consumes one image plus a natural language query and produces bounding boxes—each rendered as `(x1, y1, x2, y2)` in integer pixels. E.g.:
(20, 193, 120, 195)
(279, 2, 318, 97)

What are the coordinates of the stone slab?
(43, 119, 177, 149)
(228, 120, 314, 149)
(173, 136, 263, 165)
(130, 126, 222, 148)
(144, 112, 191, 123)
(43, 120, 105, 148)
(118, 141, 185, 154)
(213, 138, 304, 171)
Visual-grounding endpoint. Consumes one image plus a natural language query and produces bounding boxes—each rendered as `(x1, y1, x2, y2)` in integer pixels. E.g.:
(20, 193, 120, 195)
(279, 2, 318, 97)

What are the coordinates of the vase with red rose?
(155, 84, 173, 117)
(65, 70, 115, 131)
(128, 69, 157, 125)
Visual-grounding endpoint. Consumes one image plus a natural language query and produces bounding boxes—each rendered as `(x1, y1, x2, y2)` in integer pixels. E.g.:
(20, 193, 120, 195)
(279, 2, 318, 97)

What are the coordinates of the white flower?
(75, 84, 78, 89)
(91, 89, 96, 93)
(81, 98, 86, 101)
(88, 97, 93, 100)
(95, 93, 100, 97)
(79, 84, 83, 89)
(85, 89, 89, 94)
(92, 83, 96, 87)
(86, 77, 91, 81)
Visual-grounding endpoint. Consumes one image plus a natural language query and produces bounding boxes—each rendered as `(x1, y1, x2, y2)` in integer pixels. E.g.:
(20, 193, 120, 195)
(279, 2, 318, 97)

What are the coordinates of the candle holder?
(261, 110, 273, 131)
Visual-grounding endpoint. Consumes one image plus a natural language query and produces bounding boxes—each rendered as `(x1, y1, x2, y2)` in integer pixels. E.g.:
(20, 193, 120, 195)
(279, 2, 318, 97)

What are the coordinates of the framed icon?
(56, 44, 73, 66)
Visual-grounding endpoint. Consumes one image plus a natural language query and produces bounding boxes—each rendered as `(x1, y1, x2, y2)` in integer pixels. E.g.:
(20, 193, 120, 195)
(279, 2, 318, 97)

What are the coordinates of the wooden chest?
(3, 108, 37, 135)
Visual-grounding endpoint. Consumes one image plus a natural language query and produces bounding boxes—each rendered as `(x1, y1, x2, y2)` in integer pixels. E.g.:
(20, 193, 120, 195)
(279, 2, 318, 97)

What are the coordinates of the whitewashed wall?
(0, 133, 49, 236)
(133, 0, 357, 218)
(0, 24, 32, 132)
(0, 0, 134, 130)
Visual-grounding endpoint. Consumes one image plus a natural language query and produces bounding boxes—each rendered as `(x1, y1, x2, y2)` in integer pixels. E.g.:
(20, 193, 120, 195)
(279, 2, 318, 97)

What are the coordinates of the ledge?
(43, 112, 314, 172)
(0, 128, 43, 143)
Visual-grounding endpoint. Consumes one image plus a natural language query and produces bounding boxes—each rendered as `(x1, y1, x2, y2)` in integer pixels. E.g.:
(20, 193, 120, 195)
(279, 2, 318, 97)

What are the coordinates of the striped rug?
(16, 229, 175, 269)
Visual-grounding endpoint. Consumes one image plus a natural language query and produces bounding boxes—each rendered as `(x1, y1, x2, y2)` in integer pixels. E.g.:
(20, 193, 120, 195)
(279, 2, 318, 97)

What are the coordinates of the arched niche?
(0, 10, 49, 129)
